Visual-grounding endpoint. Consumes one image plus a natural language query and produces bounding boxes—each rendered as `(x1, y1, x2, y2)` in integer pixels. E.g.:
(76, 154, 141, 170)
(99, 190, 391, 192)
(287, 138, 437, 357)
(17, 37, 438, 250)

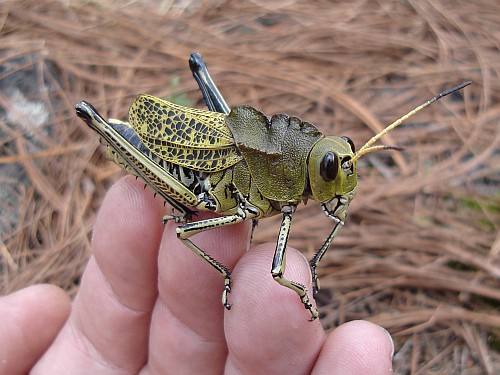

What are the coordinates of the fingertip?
(0, 284, 71, 330)
(225, 244, 325, 373)
(228, 243, 319, 324)
(19, 283, 72, 319)
(0, 284, 70, 374)
(314, 320, 394, 374)
(91, 175, 164, 308)
(150, 212, 253, 373)
(94, 175, 165, 248)
(157, 210, 252, 336)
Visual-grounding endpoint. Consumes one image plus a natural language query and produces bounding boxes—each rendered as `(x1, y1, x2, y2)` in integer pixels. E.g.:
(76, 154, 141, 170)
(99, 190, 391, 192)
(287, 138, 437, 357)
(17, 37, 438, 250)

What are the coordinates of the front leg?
(271, 205, 319, 321)
(309, 219, 344, 298)
(176, 205, 259, 310)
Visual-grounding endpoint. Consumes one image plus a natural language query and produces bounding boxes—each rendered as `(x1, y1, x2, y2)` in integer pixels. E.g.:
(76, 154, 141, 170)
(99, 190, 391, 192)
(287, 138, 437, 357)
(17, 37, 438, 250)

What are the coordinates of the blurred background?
(1, 0, 498, 373)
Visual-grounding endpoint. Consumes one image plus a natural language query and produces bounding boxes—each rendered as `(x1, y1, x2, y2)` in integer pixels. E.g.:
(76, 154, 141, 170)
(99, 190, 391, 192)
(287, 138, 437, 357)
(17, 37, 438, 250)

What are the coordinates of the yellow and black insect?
(76, 53, 470, 320)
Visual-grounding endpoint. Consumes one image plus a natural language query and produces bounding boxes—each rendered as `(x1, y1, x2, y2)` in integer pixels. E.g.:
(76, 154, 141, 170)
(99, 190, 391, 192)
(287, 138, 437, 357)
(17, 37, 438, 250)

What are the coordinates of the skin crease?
(1, 176, 394, 374)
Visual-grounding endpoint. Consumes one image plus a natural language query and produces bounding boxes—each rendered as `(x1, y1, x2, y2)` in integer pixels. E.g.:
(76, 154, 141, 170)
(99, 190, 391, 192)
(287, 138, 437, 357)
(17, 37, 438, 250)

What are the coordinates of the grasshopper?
(76, 53, 470, 320)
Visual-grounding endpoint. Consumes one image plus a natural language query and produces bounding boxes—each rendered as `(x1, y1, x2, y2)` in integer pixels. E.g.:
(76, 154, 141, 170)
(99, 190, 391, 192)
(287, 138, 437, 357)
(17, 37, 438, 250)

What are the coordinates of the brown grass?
(1, 0, 498, 373)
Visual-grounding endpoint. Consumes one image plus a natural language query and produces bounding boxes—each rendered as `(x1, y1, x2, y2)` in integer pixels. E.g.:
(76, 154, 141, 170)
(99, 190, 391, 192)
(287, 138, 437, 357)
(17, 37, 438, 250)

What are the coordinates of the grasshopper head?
(308, 136, 358, 222)
(307, 81, 471, 223)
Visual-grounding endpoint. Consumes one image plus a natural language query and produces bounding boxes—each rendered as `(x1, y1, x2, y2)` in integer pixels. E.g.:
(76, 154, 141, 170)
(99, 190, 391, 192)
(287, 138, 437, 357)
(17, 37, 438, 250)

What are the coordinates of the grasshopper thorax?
(308, 136, 357, 221)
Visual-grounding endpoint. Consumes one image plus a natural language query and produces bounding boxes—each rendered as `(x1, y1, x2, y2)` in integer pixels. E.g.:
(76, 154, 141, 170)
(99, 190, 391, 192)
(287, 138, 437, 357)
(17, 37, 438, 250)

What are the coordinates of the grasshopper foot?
(301, 294, 319, 321)
(162, 214, 187, 224)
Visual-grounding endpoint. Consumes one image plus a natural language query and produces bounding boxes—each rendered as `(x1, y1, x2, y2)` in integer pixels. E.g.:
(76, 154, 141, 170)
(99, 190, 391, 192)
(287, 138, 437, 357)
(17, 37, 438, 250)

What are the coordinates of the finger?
(0, 284, 70, 374)
(147, 211, 252, 374)
(312, 320, 394, 374)
(34, 176, 165, 373)
(225, 244, 326, 375)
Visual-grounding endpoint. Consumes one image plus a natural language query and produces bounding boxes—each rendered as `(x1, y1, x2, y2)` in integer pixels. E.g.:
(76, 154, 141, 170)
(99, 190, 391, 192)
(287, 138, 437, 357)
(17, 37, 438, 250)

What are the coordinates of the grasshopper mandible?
(76, 53, 470, 320)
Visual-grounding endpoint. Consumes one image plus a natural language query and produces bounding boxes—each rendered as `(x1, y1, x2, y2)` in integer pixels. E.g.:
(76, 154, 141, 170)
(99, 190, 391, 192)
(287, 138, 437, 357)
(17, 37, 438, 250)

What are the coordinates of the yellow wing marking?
(129, 94, 242, 172)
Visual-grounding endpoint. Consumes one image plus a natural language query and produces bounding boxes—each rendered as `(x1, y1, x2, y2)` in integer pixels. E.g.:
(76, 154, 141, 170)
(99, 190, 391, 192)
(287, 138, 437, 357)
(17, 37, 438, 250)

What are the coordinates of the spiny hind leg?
(176, 206, 258, 310)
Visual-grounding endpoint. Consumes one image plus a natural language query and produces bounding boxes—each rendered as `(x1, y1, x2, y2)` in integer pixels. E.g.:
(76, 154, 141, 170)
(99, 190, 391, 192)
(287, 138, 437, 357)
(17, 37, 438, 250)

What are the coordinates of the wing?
(129, 94, 242, 172)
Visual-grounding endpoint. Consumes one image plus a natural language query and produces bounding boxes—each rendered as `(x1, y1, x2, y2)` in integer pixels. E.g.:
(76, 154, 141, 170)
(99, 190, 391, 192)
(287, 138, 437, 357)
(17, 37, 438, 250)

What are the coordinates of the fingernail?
(381, 327, 394, 372)
(383, 327, 394, 357)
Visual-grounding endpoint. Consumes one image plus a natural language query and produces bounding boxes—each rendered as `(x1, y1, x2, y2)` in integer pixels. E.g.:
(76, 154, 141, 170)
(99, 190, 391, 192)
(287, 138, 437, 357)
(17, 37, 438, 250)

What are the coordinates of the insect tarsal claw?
(162, 214, 186, 224)
(301, 295, 319, 320)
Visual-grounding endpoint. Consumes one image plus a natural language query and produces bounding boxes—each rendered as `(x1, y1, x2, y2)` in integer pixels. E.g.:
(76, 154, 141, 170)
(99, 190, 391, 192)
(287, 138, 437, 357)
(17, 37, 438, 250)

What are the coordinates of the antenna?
(350, 81, 471, 163)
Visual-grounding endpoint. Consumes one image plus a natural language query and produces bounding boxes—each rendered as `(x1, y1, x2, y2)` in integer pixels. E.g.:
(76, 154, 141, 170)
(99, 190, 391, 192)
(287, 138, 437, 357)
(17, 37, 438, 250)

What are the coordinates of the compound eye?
(320, 151, 339, 182)
(341, 136, 356, 152)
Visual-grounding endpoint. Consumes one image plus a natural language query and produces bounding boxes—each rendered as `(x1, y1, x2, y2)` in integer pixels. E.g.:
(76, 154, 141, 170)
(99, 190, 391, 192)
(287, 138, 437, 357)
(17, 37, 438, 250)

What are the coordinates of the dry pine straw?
(0, 0, 499, 373)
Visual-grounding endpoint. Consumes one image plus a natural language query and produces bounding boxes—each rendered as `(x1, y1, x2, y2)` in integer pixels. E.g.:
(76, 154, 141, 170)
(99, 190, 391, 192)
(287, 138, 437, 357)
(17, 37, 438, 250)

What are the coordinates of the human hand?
(1, 176, 394, 374)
